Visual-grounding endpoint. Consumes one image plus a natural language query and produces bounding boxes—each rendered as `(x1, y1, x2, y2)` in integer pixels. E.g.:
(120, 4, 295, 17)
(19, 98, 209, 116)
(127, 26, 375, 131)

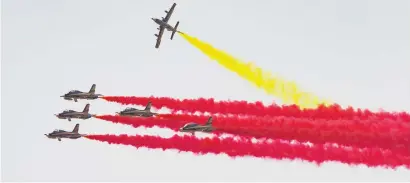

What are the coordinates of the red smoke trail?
(95, 115, 230, 138)
(85, 134, 410, 169)
(101, 96, 410, 121)
(95, 114, 410, 153)
(159, 114, 410, 152)
(94, 115, 186, 129)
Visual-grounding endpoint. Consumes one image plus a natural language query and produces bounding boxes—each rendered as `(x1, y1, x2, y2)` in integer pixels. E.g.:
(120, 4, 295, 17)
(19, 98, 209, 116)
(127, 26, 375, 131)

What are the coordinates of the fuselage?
(62, 94, 99, 99)
(179, 123, 213, 133)
(55, 112, 92, 119)
(45, 132, 83, 139)
(61, 91, 101, 101)
(152, 18, 175, 31)
(117, 109, 157, 117)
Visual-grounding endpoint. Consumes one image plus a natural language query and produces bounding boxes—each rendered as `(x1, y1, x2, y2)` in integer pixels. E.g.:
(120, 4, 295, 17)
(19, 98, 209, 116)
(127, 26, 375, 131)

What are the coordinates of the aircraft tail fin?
(206, 117, 213, 126)
(72, 124, 79, 133)
(89, 84, 96, 94)
(144, 101, 152, 111)
(83, 104, 90, 113)
(170, 21, 179, 40)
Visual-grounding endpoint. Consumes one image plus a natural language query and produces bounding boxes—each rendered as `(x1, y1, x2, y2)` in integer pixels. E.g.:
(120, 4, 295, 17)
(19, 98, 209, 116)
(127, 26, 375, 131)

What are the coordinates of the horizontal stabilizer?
(170, 21, 179, 40)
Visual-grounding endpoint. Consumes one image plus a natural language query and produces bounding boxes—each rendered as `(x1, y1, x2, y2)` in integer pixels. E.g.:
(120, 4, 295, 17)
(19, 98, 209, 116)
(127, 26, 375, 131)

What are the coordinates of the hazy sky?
(2, 0, 410, 181)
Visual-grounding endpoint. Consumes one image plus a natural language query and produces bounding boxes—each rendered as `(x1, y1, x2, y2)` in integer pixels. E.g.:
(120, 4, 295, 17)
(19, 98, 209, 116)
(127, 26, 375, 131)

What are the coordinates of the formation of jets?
(46, 84, 103, 141)
(46, 3, 215, 142)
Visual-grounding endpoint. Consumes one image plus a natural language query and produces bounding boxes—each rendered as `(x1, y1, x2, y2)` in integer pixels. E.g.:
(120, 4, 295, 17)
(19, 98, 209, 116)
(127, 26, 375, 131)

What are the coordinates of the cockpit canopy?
(68, 90, 81, 94)
(63, 110, 74, 113)
(124, 107, 136, 111)
(182, 123, 197, 128)
(53, 129, 64, 133)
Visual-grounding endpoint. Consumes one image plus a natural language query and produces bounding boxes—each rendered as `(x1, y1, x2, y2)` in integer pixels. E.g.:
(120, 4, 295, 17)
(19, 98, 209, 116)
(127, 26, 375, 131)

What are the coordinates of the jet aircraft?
(60, 84, 103, 102)
(116, 101, 158, 117)
(44, 124, 85, 141)
(179, 117, 214, 135)
(55, 104, 93, 121)
(152, 3, 180, 48)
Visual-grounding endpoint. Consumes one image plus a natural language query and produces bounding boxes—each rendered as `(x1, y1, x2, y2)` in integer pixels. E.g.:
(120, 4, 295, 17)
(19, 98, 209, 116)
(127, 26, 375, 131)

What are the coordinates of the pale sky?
(2, 0, 410, 181)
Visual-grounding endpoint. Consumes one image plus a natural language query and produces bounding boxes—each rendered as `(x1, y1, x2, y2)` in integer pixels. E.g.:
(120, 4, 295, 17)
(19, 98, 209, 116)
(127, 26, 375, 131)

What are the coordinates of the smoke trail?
(94, 115, 186, 129)
(101, 96, 410, 121)
(177, 32, 331, 109)
(95, 114, 410, 152)
(85, 134, 410, 169)
(95, 115, 227, 136)
(159, 114, 410, 152)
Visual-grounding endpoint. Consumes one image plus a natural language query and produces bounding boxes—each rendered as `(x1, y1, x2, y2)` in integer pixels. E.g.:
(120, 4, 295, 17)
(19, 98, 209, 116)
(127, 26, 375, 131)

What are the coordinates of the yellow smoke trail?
(178, 32, 332, 109)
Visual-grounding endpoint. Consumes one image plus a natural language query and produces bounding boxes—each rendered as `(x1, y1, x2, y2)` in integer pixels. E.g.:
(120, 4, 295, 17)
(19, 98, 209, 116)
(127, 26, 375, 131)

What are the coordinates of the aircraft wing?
(155, 27, 165, 48)
(162, 3, 176, 23)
